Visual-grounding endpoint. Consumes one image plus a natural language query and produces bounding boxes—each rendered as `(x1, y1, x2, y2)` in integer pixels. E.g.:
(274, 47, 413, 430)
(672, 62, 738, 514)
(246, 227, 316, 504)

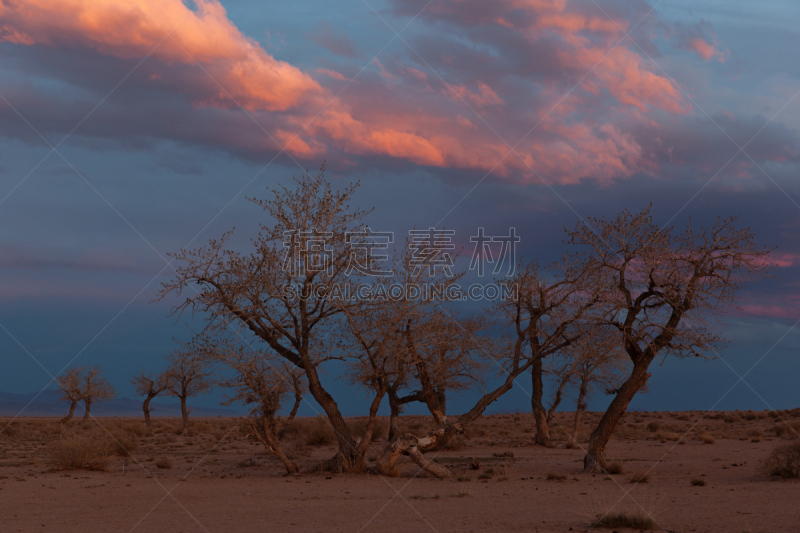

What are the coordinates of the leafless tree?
(568, 207, 771, 471)
(400, 311, 487, 426)
(57, 367, 85, 424)
(130, 370, 174, 429)
(164, 350, 213, 430)
(544, 327, 628, 446)
(79, 366, 116, 425)
(193, 333, 299, 474)
(159, 167, 383, 471)
(499, 260, 605, 447)
(379, 260, 602, 478)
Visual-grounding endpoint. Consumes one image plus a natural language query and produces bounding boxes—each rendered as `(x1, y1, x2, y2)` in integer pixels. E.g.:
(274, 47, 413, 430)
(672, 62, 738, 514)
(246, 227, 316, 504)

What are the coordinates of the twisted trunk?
(287, 392, 301, 421)
(303, 362, 360, 472)
(387, 390, 402, 443)
(584, 360, 650, 472)
(531, 356, 551, 447)
(180, 395, 189, 430)
(379, 360, 532, 478)
(81, 399, 92, 425)
(260, 414, 298, 474)
(142, 393, 156, 428)
(61, 400, 78, 424)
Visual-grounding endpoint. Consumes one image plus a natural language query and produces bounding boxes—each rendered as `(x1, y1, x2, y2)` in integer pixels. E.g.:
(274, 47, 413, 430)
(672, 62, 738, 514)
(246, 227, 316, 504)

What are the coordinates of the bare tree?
(130, 370, 174, 429)
(379, 260, 602, 478)
(164, 350, 213, 430)
(194, 333, 299, 474)
(79, 366, 116, 425)
(56, 367, 85, 424)
(400, 311, 487, 426)
(500, 260, 605, 447)
(159, 167, 380, 471)
(544, 327, 628, 447)
(568, 208, 771, 471)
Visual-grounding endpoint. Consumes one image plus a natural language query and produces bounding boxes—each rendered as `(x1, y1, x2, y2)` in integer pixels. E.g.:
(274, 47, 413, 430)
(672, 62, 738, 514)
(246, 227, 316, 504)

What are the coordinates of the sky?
(0, 0, 799, 418)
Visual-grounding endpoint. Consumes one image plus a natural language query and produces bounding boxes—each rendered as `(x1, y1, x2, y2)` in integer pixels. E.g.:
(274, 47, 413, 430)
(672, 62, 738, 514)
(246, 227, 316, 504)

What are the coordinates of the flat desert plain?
(1, 410, 798, 532)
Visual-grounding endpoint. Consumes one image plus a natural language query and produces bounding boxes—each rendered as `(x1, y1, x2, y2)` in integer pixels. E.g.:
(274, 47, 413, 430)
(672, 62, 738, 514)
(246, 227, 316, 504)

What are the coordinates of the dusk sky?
(0, 0, 798, 416)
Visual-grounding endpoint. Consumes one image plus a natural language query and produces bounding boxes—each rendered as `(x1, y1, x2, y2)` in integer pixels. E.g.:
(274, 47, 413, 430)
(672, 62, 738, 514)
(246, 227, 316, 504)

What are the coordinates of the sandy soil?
(1, 411, 798, 532)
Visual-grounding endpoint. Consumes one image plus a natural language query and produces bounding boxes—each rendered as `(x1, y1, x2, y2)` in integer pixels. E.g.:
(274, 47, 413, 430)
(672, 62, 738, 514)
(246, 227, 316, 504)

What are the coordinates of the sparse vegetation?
(606, 461, 624, 475)
(592, 511, 657, 530)
(628, 471, 650, 484)
(48, 433, 113, 471)
(765, 441, 800, 478)
(155, 457, 173, 469)
(691, 477, 706, 486)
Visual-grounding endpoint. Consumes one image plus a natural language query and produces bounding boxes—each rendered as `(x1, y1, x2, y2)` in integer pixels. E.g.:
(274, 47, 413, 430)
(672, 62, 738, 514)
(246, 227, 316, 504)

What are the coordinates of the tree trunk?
(571, 382, 587, 446)
(180, 395, 189, 430)
(302, 362, 359, 472)
(143, 394, 155, 428)
(387, 390, 402, 443)
(378, 361, 532, 478)
(584, 361, 651, 472)
(353, 388, 386, 470)
(531, 356, 551, 447)
(260, 414, 298, 474)
(287, 392, 301, 421)
(81, 399, 92, 425)
(61, 400, 78, 424)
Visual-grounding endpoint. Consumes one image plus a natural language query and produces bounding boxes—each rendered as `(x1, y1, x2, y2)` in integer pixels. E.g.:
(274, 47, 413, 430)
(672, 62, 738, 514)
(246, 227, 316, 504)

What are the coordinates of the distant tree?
(79, 366, 116, 425)
(164, 350, 213, 431)
(568, 208, 771, 471)
(130, 370, 174, 429)
(56, 367, 85, 424)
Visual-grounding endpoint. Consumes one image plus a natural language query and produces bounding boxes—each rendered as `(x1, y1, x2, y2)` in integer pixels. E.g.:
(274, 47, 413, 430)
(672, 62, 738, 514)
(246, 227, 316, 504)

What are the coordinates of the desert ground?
(1, 410, 798, 533)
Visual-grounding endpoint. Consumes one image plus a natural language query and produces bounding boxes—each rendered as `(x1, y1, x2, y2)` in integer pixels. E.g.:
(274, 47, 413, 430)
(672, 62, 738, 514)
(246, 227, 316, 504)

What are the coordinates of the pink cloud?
(0, 0, 730, 184)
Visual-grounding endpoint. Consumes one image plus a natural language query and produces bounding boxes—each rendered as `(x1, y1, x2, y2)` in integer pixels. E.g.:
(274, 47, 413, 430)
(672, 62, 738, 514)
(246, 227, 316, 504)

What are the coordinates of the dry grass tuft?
(628, 471, 650, 484)
(764, 441, 800, 478)
(691, 477, 706, 486)
(605, 461, 624, 475)
(49, 433, 113, 471)
(155, 457, 173, 469)
(700, 433, 716, 444)
(592, 511, 657, 530)
(546, 472, 567, 481)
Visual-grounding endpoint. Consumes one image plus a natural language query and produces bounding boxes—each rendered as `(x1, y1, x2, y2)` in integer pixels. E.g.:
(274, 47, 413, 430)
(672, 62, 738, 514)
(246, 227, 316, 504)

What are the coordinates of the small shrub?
(700, 433, 715, 444)
(606, 461, 624, 475)
(646, 422, 660, 433)
(155, 457, 173, 469)
(628, 471, 650, 484)
(546, 472, 566, 481)
(49, 434, 113, 471)
(764, 441, 800, 478)
(592, 511, 656, 530)
(723, 415, 739, 424)
(690, 477, 706, 486)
